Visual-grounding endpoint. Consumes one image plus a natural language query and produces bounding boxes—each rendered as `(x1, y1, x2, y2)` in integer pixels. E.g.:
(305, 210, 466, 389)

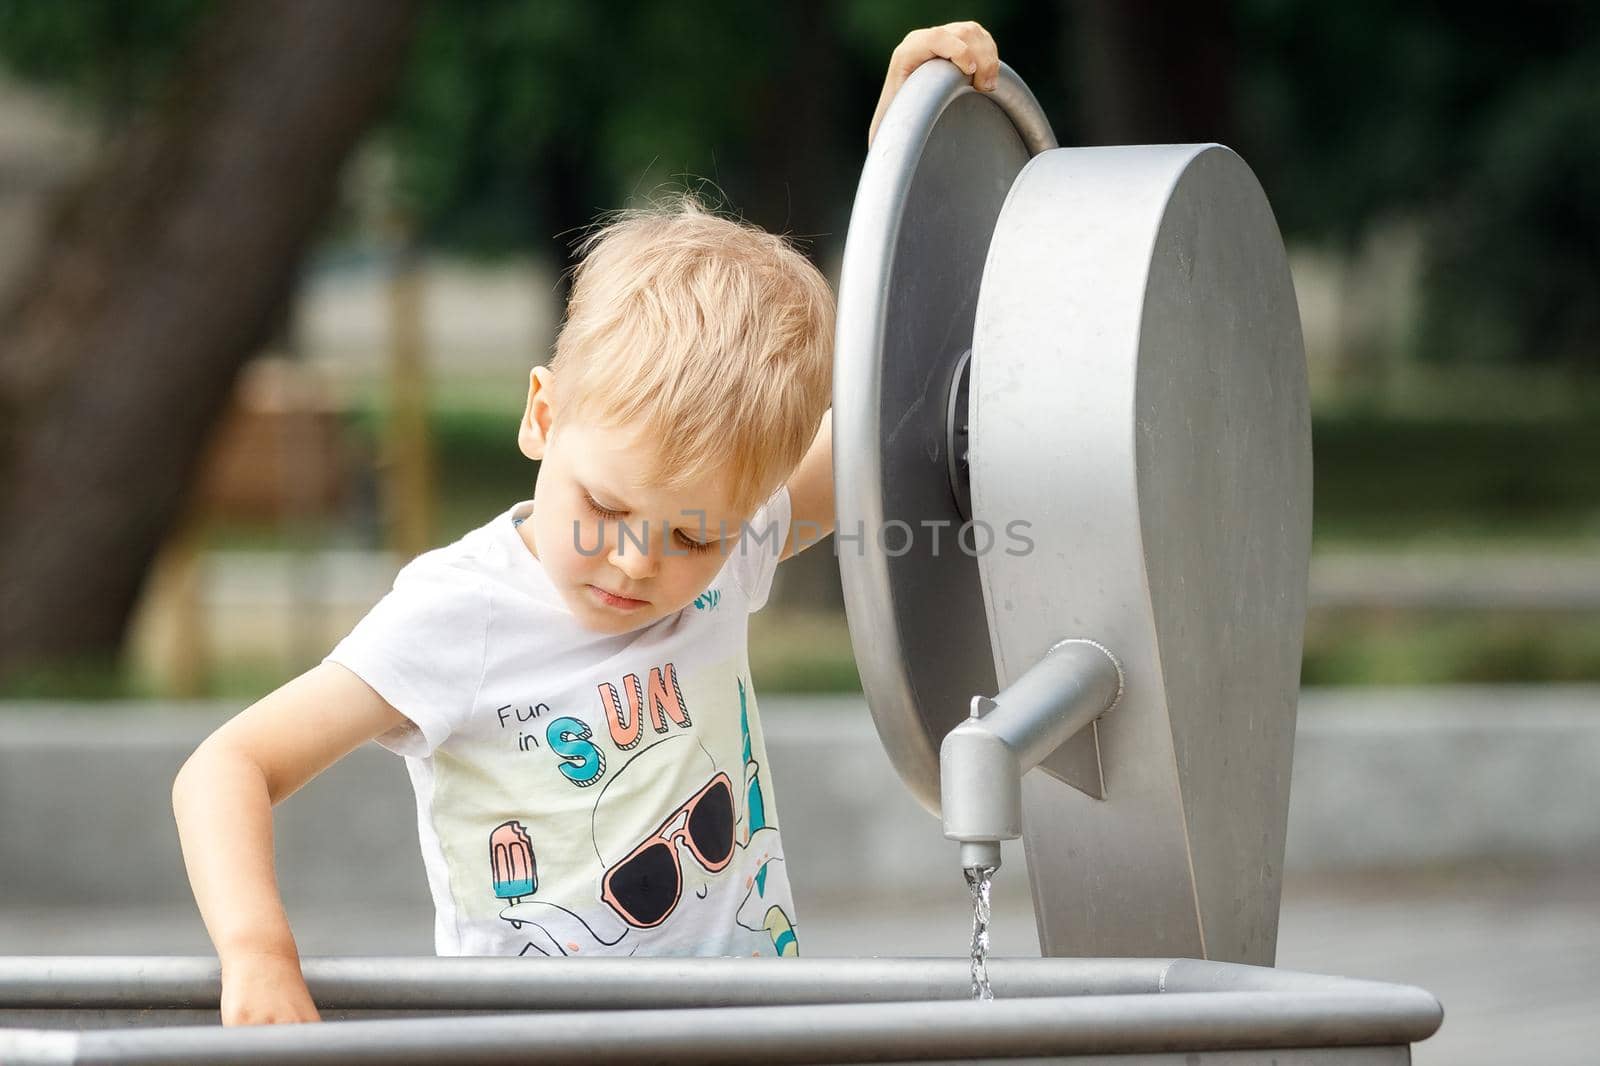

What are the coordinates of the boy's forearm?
(172, 743, 303, 965)
(780, 408, 835, 561)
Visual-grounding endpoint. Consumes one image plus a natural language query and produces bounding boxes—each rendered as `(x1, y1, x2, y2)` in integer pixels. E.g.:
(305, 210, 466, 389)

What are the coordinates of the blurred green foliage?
(1, 1, 1597, 696)
(4, 1, 1594, 365)
(0, 0, 207, 123)
(376, 0, 1032, 253)
(1232, 2, 1600, 367)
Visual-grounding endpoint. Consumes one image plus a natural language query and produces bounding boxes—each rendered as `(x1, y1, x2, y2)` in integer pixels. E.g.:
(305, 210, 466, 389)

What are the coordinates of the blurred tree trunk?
(1069, 0, 1234, 145)
(0, 0, 419, 684)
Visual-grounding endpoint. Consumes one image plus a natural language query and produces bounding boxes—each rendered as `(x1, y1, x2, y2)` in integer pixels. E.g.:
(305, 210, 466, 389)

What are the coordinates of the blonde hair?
(546, 194, 834, 518)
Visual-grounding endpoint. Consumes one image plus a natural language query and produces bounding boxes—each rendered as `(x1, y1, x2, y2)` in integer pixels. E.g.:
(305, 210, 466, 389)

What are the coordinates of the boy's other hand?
(220, 951, 322, 1026)
(868, 21, 1000, 149)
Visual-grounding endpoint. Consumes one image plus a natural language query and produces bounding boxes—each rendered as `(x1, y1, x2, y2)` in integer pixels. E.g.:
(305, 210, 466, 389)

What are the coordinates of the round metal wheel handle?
(833, 59, 1056, 815)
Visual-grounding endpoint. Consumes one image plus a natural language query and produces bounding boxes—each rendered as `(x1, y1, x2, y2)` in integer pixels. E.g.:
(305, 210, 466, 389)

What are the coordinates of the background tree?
(0, 0, 420, 684)
(1229, 0, 1600, 369)
(0, 0, 1595, 685)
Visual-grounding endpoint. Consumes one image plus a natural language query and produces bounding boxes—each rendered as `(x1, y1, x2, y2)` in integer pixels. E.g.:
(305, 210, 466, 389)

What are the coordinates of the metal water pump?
(834, 59, 1312, 965)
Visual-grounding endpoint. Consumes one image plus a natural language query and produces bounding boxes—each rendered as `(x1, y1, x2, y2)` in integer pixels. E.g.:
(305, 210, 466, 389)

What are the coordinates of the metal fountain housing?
(834, 59, 1312, 965)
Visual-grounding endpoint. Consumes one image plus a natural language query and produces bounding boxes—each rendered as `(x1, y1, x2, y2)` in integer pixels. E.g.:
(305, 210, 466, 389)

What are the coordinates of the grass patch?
(1312, 414, 1600, 545)
(311, 401, 1600, 549)
(748, 606, 1600, 693)
(14, 606, 1599, 701)
(749, 609, 862, 693)
(0, 655, 141, 701)
(752, 604, 1600, 693)
(1300, 608, 1600, 686)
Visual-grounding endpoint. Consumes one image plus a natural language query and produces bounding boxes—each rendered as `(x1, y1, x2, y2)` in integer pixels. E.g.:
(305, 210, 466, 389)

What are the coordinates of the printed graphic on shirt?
(596, 754, 736, 929)
(521, 661, 694, 790)
(732, 676, 798, 956)
(593, 661, 692, 756)
(488, 820, 537, 904)
(486, 676, 797, 958)
(430, 648, 796, 957)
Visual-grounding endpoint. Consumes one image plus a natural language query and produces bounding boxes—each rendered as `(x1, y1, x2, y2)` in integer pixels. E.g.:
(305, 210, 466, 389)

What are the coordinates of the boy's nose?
(608, 525, 659, 580)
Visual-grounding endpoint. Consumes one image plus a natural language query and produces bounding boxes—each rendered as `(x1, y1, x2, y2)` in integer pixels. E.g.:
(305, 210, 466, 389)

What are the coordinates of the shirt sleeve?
(729, 482, 792, 614)
(322, 556, 491, 758)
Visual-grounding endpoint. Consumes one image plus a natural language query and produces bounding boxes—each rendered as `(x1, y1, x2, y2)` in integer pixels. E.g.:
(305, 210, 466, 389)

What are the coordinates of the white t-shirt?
(324, 484, 799, 959)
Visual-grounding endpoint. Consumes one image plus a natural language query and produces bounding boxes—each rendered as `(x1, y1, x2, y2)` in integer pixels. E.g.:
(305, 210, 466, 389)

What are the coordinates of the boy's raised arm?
(781, 407, 834, 562)
(171, 661, 409, 1025)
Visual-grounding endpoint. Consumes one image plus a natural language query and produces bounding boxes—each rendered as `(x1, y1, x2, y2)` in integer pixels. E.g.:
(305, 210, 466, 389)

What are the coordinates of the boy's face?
(517, 367, 752, 635)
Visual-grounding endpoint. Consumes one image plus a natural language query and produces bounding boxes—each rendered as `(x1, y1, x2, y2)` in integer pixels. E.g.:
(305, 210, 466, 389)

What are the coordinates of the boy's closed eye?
(581, 490, 721, 555)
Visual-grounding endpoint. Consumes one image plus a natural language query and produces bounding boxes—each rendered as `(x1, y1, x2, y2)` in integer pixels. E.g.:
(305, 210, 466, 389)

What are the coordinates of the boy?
(173, 22, 1002, 1026)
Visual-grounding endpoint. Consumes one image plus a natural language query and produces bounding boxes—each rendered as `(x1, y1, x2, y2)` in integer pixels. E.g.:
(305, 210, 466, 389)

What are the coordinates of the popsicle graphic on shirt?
(489, 820, 537, 904)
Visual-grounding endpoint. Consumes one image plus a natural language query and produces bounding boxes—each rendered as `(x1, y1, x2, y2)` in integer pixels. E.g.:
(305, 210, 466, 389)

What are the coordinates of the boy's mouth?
(589, 584, 649, 610)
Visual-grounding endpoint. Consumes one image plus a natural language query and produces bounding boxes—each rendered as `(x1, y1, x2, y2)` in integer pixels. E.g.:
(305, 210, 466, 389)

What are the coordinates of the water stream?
(963, 864, 996, 1001)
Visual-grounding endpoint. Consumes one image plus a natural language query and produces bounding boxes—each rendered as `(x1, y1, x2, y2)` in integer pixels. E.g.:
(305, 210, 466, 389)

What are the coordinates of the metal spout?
(940, 639, 1123, 870)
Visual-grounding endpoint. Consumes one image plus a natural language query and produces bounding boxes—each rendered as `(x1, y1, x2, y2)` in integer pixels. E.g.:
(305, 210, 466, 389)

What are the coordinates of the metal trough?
(0, 956, 1440, 1064)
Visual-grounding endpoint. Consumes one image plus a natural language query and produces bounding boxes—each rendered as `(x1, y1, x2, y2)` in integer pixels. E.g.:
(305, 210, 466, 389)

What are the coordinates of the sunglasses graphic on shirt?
(600, 771, 736, 928)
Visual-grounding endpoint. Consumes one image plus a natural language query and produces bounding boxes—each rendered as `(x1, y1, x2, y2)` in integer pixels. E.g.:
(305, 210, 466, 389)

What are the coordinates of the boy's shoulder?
(322, 513, 515, 750)
(360, 503, 537, 638)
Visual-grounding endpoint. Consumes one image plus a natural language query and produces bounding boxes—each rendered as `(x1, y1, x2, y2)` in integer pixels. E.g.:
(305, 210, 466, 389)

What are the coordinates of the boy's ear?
(518, 366, 555, 460)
